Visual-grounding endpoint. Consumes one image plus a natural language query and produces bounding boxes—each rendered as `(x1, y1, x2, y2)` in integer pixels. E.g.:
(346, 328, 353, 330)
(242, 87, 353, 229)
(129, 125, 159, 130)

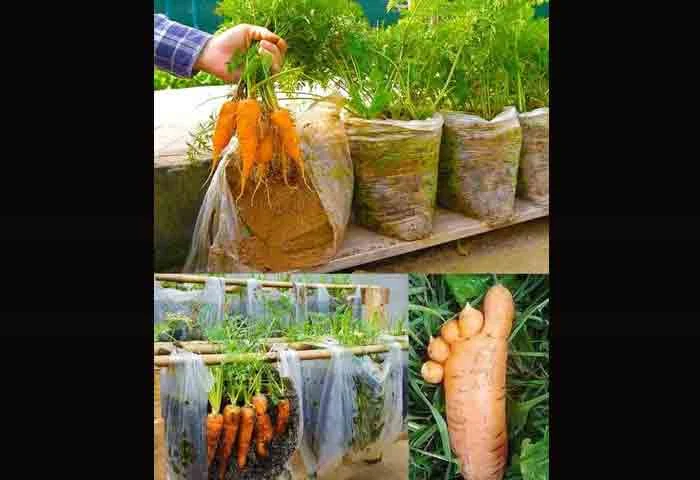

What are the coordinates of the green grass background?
(408, 274, 549, 480)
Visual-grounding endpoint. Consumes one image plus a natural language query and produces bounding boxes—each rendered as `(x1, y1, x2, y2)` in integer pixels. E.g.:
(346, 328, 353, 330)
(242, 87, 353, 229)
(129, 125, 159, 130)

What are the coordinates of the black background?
(0, 2, 698, 478)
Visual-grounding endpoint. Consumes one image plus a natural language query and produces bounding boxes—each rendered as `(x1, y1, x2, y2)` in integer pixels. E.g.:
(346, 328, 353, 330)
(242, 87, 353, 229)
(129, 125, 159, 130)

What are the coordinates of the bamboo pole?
(153, 336, 409, 356)
(154, 273, 376, 291)
(154, 342, 409, 367)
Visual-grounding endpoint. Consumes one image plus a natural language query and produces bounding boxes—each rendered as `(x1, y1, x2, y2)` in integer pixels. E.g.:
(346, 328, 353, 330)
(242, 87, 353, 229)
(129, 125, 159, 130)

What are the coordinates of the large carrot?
(217, 404, 241, 480)
(236, 99, 262, 200)
(270, 109, 308, 187)
(252, 394, 272, 457)
(237, 406, 255, 469)
(273, 399, 290, 438)
(423, 284, 514, 480)
(211, 100, 239, 173)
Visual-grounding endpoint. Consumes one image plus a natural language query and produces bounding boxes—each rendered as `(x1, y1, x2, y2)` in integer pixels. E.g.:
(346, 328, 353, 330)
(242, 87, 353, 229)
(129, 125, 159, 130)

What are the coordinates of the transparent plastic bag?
(154, 277, 227, 340)
(517, 108, 549, 205)
(350, 342, 405, 458)
(293, 283, 308, 325)
(438, 107, 522, 225)
(299, 346, 357, 476)
(309, 286, 330, 316)
(161, 349, 214, 480)
(186, 98, 353, 272)
(345, 114, 444, 241)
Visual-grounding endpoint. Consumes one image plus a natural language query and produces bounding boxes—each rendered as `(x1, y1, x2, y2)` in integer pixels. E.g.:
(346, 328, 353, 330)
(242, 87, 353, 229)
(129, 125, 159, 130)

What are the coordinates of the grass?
(408, 274, 549, 480)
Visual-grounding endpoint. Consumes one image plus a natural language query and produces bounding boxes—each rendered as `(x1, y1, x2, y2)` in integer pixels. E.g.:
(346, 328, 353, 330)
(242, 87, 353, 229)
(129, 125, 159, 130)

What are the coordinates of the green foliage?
(154, 69, 224, 90)
(408, 274, 549, 480)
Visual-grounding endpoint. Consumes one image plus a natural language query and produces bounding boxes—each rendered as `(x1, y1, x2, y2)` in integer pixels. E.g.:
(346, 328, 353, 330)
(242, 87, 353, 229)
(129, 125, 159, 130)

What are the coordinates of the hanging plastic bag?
(297, 346, 357, 476)
(161, 349, 214, 480)
(293, 283, 308, 325)
(517, 107, 549, 205)
(438, 107, 522, 225)
(349, 342, 405, 460)
(153, 277, 227, 341)
(346, 114, 444, 241)
(308, 286, 331, 317)
(185, 98, 353, 273)
(243, 278, 265, 323)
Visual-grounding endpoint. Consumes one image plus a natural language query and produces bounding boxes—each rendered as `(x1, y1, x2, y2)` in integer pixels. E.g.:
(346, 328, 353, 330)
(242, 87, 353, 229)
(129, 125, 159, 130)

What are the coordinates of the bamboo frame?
(153, 336, 409, 356)
(154, 342, 409, 367)
(154, 273, 384, 292)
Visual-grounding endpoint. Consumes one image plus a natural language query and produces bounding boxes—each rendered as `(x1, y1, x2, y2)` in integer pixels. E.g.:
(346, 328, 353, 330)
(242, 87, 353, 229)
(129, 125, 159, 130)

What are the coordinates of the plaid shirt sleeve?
(154, 14, 212, 78)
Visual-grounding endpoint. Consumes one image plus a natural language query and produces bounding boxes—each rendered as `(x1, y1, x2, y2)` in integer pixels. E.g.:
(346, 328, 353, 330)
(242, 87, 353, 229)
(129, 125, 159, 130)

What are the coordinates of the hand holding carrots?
(195, 24, 288, 82)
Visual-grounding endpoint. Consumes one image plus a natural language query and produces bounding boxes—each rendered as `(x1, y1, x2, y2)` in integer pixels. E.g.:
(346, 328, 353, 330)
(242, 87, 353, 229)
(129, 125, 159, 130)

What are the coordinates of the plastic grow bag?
(517, 107, 549, 205)
(437, 107, 522, 224)
(346, 114, 444, 241)
(348, 341, 405, 460)
(161, 349, 214, 480)
(185, 98, 353, 272)
(154, 277, 227, 340)
(297, 345, 357, 476)
(212, 351, 302, 480)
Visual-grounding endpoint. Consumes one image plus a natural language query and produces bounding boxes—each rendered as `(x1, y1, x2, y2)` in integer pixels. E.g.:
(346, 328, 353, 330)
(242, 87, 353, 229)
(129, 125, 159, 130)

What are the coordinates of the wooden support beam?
(154, 273, 376, 291)
(154, 342, 408, 367)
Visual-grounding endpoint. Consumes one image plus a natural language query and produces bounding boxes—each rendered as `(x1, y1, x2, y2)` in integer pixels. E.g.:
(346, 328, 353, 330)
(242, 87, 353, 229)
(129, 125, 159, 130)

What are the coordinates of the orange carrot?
(252, 394, 272, 456)
(270, 109, 307, 186)
(236, 99, 262, 199)
(274, 399, 291, 438)
(237, 406, 255, 469)
(211, 100, 238, 173)
(425, 284, 515, 480)
(252, 132, 274, 201)
(206, 412, 225, 467)
(217, 405, 241, 480)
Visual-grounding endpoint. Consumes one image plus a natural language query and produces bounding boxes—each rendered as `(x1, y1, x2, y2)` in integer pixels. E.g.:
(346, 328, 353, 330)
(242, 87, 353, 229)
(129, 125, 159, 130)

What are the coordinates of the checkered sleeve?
(154, 14, 212, 78)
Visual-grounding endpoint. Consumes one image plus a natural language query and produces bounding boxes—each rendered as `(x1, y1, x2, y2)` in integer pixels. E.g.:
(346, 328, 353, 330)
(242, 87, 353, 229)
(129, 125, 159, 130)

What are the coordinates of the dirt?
(230, 168, 337, 272)
(348, 217, 549, 273)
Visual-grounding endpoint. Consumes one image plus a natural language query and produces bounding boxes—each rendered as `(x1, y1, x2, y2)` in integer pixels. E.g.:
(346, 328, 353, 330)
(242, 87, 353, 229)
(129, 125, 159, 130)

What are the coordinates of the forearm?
(153, 14, 212, 78)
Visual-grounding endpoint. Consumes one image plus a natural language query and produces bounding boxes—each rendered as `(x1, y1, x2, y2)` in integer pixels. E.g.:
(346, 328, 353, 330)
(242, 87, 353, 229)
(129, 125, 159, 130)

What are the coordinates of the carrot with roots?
(270, 109, 308, 188)
(251, 132, 274, 204)
(211, 100, 239, 173)
(236, 406, 255, 469)
(274, 399, 290, 438)
(252, 394, 272, 457)
(206, 366, 225, 467)
(216, 387, 242, 480)
(236, 98, 262, 200)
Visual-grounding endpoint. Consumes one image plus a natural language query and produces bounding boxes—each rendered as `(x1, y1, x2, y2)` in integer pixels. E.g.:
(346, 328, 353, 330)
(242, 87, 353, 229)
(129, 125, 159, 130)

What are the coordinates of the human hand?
(194, 24, 288, 82)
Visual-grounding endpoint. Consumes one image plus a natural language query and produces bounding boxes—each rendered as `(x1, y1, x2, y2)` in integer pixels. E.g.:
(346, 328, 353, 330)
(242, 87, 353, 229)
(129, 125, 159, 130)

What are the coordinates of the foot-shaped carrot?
(421, 284, 515, 480)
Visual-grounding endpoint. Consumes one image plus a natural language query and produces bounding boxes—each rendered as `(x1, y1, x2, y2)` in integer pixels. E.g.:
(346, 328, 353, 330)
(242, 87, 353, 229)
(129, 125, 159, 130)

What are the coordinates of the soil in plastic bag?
(517, 108, 549, 205)
(345, 114, 444, 241)
(212, 379, 301, 480)
(438, 107, 522, 225)
(217, 98, 353, 272)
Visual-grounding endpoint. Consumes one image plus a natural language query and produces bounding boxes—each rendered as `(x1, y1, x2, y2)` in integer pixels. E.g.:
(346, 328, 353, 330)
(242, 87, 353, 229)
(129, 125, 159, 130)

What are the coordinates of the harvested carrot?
(423, 284, 515, 480)
(237, 406, 255, 469)
(206, 412, 225, 467)
(217, 405, 241, 480)
(252, 132, 274, 201)
(270, 109, 307, 186)
(252, 394, 272, 457)
(274, 399, 290, 438)
(236, 99, 262, 199)
(211, 100, 239, 173)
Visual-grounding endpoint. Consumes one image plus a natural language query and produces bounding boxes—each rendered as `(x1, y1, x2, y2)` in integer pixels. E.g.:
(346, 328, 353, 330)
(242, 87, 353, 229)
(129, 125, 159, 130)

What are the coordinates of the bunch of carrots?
(210, 42, 308, 202)
(206, 365, 291, 479)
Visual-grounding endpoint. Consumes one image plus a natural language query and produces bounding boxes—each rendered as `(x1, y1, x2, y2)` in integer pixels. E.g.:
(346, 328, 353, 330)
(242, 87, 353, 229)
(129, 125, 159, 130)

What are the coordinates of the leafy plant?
(408, 274, 549, 480)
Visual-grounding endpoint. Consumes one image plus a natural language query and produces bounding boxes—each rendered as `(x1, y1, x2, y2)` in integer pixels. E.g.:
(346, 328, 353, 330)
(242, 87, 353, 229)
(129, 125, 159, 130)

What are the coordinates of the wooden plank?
(303, 200, 548, 272)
